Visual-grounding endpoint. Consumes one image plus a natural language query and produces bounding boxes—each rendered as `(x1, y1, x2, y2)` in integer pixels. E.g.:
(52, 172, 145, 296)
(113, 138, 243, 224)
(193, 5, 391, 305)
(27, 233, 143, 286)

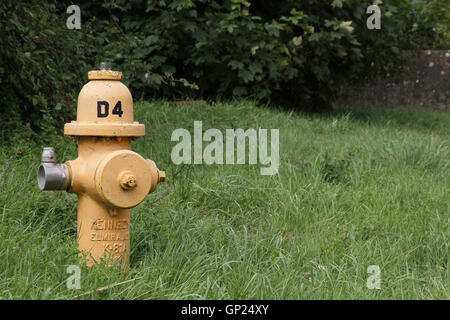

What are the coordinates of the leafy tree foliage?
(1, 0, 447, 138)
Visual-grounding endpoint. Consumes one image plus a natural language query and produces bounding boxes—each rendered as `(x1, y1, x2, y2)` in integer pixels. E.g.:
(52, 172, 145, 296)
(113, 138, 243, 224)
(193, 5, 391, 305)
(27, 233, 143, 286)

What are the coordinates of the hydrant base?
(77, 194, 130, 267)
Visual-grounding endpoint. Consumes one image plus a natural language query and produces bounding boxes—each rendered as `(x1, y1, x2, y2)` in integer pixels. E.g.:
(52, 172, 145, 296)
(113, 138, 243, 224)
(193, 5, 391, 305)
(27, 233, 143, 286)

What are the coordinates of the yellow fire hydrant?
(37, 62, 165, 266)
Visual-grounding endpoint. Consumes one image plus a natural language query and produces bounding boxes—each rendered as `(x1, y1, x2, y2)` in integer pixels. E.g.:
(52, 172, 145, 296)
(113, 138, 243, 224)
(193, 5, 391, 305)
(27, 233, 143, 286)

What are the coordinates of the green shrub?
(1, 0, 447, 138)
(84, 0, 411, 110)
(0, 0, 91, 139)
(396, 0, 450, 50)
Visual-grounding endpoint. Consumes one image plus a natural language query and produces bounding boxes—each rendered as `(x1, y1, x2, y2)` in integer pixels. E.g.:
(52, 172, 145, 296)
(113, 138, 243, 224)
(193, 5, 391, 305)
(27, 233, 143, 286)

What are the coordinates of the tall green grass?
(0, 101, 448, 299)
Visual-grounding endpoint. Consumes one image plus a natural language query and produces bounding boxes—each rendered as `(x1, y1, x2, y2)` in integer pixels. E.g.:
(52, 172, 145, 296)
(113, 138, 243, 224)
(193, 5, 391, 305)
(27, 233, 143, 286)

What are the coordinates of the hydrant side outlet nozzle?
(38, 63, 165, 267)
(37, 148, 70, 191)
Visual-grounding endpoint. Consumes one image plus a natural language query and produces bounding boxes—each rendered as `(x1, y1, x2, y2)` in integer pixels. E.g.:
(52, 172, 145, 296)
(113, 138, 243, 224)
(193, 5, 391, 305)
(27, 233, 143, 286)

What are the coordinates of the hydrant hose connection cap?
(95, 150, 157, 209)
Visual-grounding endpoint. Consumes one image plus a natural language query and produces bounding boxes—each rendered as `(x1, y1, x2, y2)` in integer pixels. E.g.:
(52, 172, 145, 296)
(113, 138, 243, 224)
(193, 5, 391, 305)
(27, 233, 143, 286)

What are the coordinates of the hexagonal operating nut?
(119, 170, 137, 190)
(100, 62, 112, 70)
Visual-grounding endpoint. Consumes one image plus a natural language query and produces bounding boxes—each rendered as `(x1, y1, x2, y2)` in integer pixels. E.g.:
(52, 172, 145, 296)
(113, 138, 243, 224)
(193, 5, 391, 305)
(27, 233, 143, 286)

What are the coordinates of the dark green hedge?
(1, 0, 447, 139)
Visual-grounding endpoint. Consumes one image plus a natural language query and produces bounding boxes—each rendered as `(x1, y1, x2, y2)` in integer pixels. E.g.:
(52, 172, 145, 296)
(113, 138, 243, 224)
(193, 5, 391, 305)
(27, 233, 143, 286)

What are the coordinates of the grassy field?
(0, 100, 448, 299)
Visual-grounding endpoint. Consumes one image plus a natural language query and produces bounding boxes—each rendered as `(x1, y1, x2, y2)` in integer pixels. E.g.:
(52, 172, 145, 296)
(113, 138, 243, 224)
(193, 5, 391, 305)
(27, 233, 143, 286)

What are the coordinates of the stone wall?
(337, 50, 449, 110)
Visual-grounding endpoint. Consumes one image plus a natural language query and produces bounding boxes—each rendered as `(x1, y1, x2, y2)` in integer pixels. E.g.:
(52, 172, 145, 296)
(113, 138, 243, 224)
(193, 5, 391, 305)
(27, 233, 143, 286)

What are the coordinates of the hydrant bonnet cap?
(64, 63, 145, 137)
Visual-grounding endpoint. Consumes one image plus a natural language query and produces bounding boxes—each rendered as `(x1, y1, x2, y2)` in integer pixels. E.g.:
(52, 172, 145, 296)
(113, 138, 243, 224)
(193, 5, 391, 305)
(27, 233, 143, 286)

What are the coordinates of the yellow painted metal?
(88, 69, 122, 81)
(64, 66, 144, 137)
(94, 150, 156, 209)
(60, 65, 165, 267)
